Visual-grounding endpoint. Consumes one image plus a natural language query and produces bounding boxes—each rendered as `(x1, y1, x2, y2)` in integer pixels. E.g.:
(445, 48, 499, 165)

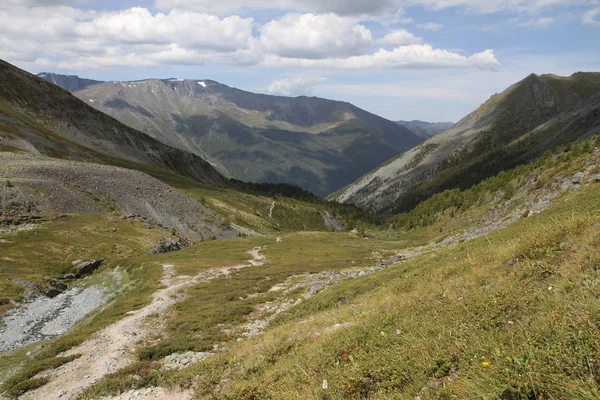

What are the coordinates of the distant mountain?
(37, 72, 103, 93)
(396, 120, 454, 139)
(334, 72, 600, 214)
(0, 60, 224, 186)
(40, 74, 423, 196)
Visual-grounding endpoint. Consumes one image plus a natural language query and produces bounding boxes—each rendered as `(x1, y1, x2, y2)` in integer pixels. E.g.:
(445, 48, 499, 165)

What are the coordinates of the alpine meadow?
(1, 1, 600, 400)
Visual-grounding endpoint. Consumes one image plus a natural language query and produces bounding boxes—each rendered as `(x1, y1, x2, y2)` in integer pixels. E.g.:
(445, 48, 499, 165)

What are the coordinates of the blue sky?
(1, 0, 599, 122)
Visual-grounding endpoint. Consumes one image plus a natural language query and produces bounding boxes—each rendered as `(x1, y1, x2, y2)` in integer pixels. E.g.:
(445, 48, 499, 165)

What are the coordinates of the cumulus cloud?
(268, 77, 327, 96)
(0, 5, 259, 68)
(76, 8, 254, 51)
(376, 29, 423, 46)
(260, 13, 372, 59)
(582, 7, 600, 26)
(264, 46, 500, 70)
(0, 3, 502, 71)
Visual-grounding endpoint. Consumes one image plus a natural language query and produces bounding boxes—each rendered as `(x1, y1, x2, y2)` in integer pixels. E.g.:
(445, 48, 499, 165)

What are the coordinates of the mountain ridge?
(1, 60, 225, 186)
(334, 71, 600, 213)
(40, 73, 423, 196)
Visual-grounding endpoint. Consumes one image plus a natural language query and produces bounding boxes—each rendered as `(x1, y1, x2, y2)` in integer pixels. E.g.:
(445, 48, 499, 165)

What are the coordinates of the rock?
(44, 288, 63, 298)
(149, 236, 191, 254)
(162, 351, 215, 370)
(49, 279, 68, 291)
(75, 259, 105, 277)
(593, 174, 600, 183)
(61, 273, 76, 280)
(572, 172, 585, 184)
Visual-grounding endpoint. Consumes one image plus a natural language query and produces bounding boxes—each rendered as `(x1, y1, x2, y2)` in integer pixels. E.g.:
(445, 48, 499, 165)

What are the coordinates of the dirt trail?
(20, 247, 266, 400)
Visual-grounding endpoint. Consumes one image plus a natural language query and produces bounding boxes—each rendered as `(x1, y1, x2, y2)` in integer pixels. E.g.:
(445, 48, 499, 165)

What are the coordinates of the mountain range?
(0, 61, 224, 186)
(334, 72, 600, 214)
(39, 74, 423, 196)
(3, 57, 600, 400)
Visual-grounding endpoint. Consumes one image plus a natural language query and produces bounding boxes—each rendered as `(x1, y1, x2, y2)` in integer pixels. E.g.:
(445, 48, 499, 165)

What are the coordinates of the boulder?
(149, 236, 191, 254)
(45, 278, 69, 297)
(48, 279, 67, 291)
(44, 288, 62, 298)
(75, 259, 105, 277)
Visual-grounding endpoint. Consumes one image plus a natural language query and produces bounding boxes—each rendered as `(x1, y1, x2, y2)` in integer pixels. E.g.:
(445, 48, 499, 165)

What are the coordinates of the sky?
(1, 0, 600, 122)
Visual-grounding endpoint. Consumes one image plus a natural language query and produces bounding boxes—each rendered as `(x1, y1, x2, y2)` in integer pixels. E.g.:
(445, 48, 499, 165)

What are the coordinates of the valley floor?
(2, 141, 600, 399)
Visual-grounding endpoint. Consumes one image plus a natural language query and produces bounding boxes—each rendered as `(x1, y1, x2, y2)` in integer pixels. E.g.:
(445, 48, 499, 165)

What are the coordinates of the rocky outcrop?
(74, 259, 105, 278)
(45, 279, 69, 298)
(149, 237, 192, 254)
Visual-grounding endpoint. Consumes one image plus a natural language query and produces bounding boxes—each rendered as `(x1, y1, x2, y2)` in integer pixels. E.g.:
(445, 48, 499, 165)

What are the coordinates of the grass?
(0, 355, 79, 398)
(0, 213, 164, 308)
(149, 183, 600, 399)
(0, 213, 167, 395)
(76, 230, 414, 397)
(0, 258, 165, 398)
(2, 115, 599, 399)
(389, 136, 598, 231)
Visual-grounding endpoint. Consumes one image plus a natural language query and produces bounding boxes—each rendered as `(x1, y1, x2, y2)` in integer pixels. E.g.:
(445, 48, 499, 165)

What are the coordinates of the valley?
(41, 75, 422, 197)
(1, 58, 600, 400)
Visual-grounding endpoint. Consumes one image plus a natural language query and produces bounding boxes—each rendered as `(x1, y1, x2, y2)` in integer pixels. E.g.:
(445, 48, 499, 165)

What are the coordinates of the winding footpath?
(20, 247, 266, 400)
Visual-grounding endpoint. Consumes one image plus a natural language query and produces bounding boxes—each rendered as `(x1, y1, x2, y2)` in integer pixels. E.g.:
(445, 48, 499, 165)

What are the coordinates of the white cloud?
(0, 5, 259, 68)
(582, 7, 600, 26)
(0, 3, 501, 71)
(154, 0, 593, 16)
(514, 16, 555, 28)
(260, 13, 372, 59)
(376, 29, 423, 46)
(76, 8, 254, 51)
(417, 22, 443, 31)
(263, 45, 500, 70)
(268, 77, 327, 96)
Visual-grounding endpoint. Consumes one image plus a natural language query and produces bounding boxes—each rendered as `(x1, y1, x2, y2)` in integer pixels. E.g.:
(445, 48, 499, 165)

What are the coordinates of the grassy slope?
(2, 139, 600, 398)
(77, 138, 600, 399)
(175, 179, 600, 400)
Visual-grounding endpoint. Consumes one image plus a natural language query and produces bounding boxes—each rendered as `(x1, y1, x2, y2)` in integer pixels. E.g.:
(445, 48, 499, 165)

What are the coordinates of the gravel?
(0, 152, 237, 239)
(0, 285, 106, 352)
(162, 351, 215, 370)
